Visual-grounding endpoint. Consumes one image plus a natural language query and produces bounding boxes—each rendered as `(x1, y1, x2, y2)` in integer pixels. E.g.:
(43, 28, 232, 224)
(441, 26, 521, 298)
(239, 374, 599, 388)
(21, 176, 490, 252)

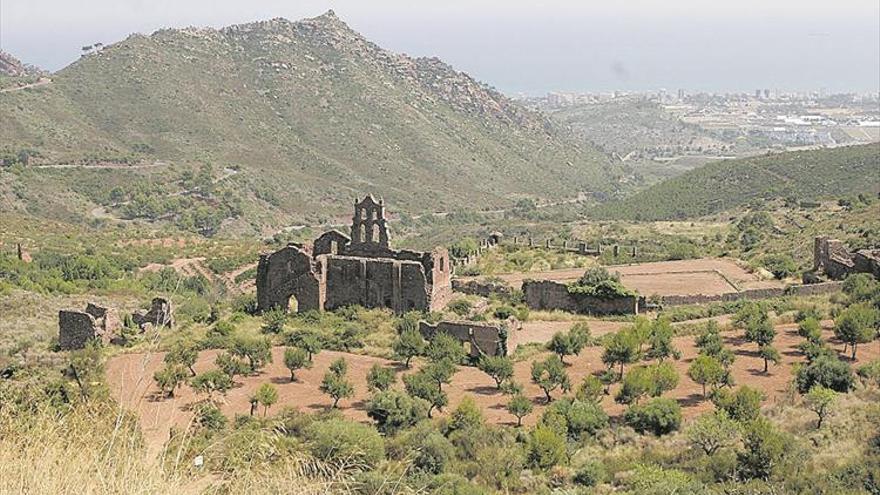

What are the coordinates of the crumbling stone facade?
(257, 195, 452, 314)
(522, 279, 640, 315)
(132, 297, 174, 330)
(419, 320, 507, 358)
(814, 237, 880, 280)
(58, 303, 121, 350)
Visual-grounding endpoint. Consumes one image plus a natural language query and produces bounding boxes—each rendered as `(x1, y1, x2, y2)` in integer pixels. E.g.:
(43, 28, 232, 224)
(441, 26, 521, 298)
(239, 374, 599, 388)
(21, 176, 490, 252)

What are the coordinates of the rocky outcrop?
(0, 50, 42, 77)
(0, 51, 27, 77)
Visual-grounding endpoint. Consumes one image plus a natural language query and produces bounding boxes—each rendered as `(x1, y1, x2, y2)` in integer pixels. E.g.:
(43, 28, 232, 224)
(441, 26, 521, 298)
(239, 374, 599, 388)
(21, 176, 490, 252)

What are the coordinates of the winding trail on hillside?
(29, 161, 169, 170)
(0, 77, 52, 93)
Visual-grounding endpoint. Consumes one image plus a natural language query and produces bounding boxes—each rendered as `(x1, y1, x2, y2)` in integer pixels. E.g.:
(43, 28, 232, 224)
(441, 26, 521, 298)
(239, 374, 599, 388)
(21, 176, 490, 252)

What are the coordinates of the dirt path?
(29, 160, 169, 170)
(0, 77, 51, 93)
(107, 322, 876, 455)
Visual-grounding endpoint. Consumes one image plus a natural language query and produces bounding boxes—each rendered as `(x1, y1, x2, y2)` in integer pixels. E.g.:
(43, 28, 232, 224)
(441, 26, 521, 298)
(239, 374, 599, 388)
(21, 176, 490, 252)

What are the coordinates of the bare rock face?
(0, 50, 42, 77)
(0, 51, 26, 77)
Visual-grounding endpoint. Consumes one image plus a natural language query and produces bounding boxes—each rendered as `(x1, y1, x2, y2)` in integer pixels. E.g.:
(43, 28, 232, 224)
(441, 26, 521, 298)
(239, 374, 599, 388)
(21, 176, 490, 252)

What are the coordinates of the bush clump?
(624, 397, 682, 435)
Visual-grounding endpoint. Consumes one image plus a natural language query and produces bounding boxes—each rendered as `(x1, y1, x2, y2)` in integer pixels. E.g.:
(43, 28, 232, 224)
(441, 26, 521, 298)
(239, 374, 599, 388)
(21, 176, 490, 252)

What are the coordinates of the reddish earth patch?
(511, 319, 627, 348)
(462, 258, 784, 297)
(107, 322, 877, 454)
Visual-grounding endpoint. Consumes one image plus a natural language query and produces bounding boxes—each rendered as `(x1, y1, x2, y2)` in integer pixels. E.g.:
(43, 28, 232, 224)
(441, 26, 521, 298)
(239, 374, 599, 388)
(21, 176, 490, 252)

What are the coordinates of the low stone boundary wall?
(522, 280, 639, 315)
(660, 281, 843, 306)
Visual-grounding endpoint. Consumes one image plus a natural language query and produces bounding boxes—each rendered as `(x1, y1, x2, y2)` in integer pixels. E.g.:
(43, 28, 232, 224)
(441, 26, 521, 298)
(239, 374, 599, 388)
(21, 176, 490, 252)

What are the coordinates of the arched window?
(359, 224, 366, 243)
(372, 224, 381, 244)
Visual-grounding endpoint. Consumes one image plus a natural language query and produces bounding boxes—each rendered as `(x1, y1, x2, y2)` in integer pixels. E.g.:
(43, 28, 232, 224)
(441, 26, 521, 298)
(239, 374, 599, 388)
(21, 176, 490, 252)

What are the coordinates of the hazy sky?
(2, 0, 878, 95)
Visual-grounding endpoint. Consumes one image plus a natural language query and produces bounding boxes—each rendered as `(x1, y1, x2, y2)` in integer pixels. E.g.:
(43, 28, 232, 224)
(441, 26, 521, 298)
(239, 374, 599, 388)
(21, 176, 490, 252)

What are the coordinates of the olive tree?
(507, 394, 534, 427)
(477, 355, 514, 389)
(834, 303, 878, 360)
(804, 385, 837, 429)
(531, 355, 571, 403)
(283, 347, 311, 382)
(320, 358, 354, 408)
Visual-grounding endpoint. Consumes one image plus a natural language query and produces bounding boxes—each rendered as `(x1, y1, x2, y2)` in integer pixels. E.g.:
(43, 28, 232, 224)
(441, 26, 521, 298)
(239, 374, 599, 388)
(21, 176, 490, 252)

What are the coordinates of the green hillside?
(0, 12, 614, 235)
(592, 144, 880, 221)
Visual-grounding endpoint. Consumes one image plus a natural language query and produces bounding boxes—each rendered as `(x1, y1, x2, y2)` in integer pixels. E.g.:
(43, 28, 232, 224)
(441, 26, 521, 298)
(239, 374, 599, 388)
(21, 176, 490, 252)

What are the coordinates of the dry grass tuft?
(0, 402, 361, 495)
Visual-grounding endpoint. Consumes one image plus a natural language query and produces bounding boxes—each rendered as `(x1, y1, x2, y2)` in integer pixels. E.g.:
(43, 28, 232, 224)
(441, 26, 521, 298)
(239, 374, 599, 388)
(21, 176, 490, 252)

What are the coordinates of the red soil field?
(107, 321, 877, 454)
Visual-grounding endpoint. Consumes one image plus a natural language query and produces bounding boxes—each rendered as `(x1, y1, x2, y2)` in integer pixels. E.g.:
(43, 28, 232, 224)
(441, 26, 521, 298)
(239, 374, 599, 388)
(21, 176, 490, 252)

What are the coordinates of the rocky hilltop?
(0, 11, 615, 232)
(0, 50, 29, 77)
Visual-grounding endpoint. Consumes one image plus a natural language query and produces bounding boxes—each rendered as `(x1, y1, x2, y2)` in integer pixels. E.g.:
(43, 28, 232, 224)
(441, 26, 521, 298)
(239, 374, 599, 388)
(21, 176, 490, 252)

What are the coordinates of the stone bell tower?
(350, 194, 389, 250)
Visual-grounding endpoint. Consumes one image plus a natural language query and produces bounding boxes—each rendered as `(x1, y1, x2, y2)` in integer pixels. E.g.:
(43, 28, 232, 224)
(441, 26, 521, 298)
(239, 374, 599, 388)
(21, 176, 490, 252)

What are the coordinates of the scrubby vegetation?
(594, 145, 880, 221)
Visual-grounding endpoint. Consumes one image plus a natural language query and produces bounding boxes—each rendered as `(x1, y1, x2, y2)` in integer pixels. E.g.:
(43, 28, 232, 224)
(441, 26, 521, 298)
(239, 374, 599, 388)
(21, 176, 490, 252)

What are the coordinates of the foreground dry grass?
(0, 402, 360, 495)
(0, 403, 182, 495)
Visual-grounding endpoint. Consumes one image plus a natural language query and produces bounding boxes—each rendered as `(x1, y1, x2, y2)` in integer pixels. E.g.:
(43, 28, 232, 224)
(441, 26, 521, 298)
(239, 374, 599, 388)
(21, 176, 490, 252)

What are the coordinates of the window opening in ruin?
(372, 224, 380, 243)
(288, 295, 299, 313)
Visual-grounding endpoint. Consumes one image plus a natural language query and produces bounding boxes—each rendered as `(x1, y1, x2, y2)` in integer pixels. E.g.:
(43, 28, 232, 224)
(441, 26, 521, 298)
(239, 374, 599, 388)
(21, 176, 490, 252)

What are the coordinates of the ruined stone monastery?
(256, 195, 452, 314)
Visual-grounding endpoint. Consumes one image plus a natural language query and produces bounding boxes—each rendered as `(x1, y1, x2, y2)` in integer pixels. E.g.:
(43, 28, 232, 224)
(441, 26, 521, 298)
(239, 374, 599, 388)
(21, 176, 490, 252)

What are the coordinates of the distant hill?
(592, 144, 880, 221)
(546, 97, 761, 181)
(0, 11, 615, 234)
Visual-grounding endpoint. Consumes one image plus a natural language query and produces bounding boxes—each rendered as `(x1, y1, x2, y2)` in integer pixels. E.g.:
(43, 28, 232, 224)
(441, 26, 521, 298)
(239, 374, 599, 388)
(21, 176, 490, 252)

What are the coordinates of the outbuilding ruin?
(58, 303, 122, 350)
(419, 320, 508, 358)
(814, 236, 880, 280)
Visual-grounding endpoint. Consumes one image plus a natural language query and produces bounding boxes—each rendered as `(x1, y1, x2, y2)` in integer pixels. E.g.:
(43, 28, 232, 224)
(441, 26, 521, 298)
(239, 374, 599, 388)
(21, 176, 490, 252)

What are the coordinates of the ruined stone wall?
(58, 310, 100, 350)
(812, 237, 878, 280)
(854, 250, 880, 278)
(85, 302, 122, 335)
(660, 281, 843, 306)
(522, 280, 578, 312)
(256, 245, 323, 312)
(429, 247, 453, 310)
(522, 280, 639, 315)
(419, 320, 506, 357)
(313, 230, 350, 256)
(324, 256, 430, 312)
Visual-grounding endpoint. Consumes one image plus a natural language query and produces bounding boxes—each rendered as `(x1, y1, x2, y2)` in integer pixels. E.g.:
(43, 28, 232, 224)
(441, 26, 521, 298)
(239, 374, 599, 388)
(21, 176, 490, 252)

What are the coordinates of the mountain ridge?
(0, 11, 615, 234)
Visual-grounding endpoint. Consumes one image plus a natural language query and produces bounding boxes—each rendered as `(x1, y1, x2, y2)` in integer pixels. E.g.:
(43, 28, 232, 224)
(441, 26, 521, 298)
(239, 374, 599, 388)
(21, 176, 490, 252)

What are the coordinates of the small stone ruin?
(419, 320, 508, 358)
(814, 236, 880, 280)
(58, 298, 174, 350)
(58, 303, 122, 350)
(132, 297, 174, 331)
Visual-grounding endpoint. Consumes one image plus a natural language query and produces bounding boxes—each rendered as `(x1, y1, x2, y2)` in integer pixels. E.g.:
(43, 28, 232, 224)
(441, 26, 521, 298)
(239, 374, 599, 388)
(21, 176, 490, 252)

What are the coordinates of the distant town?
(520, 89, 880, 151)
